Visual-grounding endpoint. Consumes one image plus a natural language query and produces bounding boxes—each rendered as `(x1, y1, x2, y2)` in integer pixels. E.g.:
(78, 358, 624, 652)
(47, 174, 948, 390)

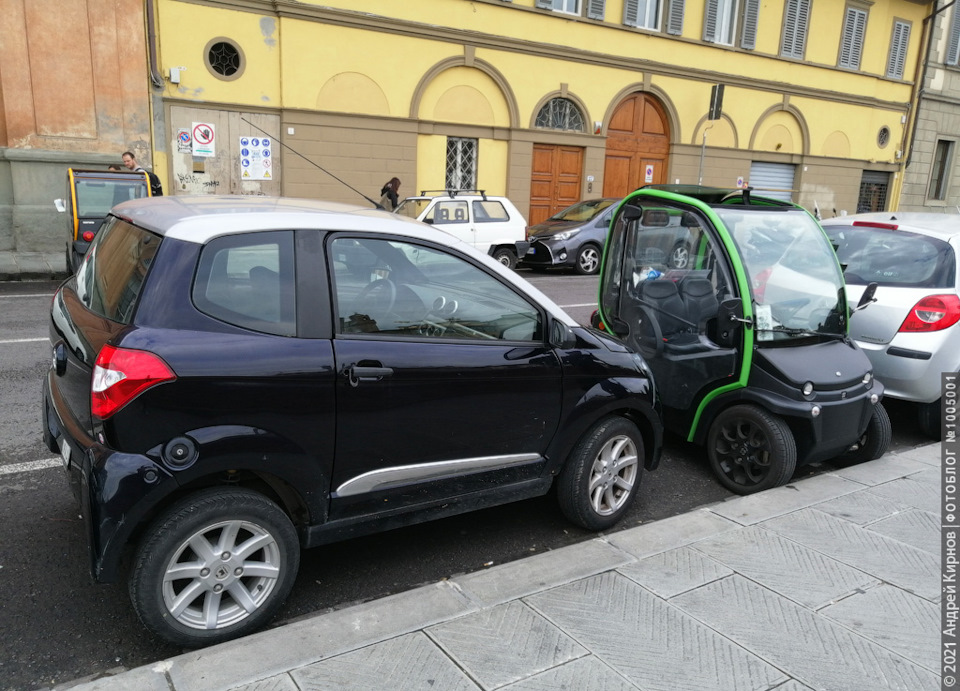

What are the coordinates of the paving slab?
(707, 473, 862, 525)
(761, 508, 940, 601)
(427, 600, 586, 690)
(527, 572, 787, 691)
(232, 675, 299, 691)
(865, 508, 938, 555)
(830, 454, 934, 486)
(605, 509, 738, 558)
(616, 545, 732, 599)
(866, 475, 940, 514)
(820, 585, 939, 673)
(452, 538, 633, 607)
(894, 444, 943, 466)
(291, 632, 479, 691)
(811, 489, 909, 525)
(690, 525, 879, 609)
(672, 575, 939, 691)
(499, 656, 639, 691)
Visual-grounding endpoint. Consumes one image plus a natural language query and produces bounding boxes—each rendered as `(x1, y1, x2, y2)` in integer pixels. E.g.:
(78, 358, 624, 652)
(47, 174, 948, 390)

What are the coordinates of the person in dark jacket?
(379, 177, 401, 211)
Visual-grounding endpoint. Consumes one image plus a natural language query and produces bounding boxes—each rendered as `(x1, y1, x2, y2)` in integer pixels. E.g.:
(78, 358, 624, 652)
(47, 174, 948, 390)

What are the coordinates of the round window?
(877, 126, 891, 149)
(204, 38, 245, 81)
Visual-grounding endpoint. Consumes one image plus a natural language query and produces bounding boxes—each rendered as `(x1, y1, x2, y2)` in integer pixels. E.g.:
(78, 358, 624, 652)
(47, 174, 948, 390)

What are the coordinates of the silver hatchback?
(821, 212, 960, 438)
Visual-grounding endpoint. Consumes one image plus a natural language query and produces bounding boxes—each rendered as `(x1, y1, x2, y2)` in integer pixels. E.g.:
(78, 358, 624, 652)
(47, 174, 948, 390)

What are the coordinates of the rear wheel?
(557, 416, 643, 531)
(918, 399, 942, 440)
(129, 488, 300, 647)
(492, 248, 517, 269)
(844, 403, 892, 463)
(707, 405, 796, 494)
(574, 244, 602, 275)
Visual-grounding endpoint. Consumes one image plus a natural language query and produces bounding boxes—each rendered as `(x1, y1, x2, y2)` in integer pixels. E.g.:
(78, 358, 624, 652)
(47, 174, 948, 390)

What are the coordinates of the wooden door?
(603, 93, 670, 198)
(529, 144, 583, 226)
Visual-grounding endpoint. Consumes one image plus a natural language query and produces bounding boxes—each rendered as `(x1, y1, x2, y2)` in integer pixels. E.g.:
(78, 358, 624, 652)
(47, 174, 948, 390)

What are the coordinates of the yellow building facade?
(152, 0, 929, 221)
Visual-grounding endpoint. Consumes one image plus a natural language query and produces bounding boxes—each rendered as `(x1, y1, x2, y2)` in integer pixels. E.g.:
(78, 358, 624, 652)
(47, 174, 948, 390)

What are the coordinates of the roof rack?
(418, 189, 488, 200)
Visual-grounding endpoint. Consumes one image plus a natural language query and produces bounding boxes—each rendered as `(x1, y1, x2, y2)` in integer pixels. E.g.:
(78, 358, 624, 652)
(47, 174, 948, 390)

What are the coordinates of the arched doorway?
(603, 93, 670, 197)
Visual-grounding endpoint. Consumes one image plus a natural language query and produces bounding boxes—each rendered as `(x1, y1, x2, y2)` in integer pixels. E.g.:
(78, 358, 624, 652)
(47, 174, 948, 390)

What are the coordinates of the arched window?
(535, 98, 585, 132)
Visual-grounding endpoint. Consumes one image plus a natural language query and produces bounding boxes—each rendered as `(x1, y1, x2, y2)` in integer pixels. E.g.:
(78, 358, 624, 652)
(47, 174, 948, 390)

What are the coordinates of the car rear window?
(75, 217, 161, 324)
(472, 200, 509, 222)
(192, 231, 296, 337)
(825, 225, 956, 288)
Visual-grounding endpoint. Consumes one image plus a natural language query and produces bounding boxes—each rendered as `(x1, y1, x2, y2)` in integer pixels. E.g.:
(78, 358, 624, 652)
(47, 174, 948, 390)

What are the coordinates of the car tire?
(129, 488, 300, 648)
(707, 405, 797, 495)
(492, 248, 517, 269)
(918, 399, 942, 440)
(670, 242, 690, 269)
(844, 403, 892, 463)
(574, 244, 602, 275)
(557, 416, 644, 531)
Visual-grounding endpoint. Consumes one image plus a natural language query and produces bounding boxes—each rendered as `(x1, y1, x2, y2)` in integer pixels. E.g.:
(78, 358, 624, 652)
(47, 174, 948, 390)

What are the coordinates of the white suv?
(395, 190, 529, 268)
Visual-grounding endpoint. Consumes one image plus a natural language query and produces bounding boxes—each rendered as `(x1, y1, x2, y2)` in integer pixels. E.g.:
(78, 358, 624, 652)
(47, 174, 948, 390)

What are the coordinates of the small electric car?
(594, 185, 890, 494)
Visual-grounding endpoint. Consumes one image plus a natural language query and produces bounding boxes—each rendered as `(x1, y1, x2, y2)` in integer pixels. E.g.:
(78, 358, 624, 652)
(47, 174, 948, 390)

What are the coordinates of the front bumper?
(521, 241, 569, 267)
(43, 370, 174, 582)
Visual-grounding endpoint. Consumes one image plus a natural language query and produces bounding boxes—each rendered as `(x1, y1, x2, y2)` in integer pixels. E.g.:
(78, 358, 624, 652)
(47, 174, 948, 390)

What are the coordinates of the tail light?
(590, 309, 607, 331)
(92, 345, 176, 419)
(751, 267, 772, 302)
(82, 230, 95, 242)
(898, 294, 960, 333)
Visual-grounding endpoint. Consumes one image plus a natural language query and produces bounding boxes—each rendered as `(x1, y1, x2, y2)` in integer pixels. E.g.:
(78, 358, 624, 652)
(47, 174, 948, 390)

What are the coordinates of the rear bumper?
(856, 333, 959, 404)
(43, 370, 174, 583)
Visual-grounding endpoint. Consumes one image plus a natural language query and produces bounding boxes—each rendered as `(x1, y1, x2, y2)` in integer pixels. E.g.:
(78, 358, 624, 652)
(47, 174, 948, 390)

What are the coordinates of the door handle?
(347, 363, 394, 387)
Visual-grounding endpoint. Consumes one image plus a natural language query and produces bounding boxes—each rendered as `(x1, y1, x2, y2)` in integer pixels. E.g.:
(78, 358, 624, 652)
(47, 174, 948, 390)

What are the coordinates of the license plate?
(526, 247, 536, 255)
(59, 438, 71, 469)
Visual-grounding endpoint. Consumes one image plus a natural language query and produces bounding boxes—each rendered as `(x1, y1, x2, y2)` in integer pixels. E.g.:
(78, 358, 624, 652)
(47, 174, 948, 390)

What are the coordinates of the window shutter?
(666, 0, 685, 35)
(741, 0, 760, 50)
(839, 8, 867, 69)
(703, 0, 719, 43)
(782, 0, 805, 58)
(586, 0, 605, 20)
(535, 0, 552, 9)
(623, 0, 639, 28)
(948, 11, 960, 66)
(886, 21, 910, 79)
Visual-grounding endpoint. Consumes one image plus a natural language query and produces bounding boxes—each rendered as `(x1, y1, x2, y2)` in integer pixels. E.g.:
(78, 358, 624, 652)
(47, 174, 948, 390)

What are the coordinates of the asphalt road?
(0, 274, 933, 691)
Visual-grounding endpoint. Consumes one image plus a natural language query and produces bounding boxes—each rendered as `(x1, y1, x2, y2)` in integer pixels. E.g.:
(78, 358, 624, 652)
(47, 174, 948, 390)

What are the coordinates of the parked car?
(821, 212, 960, 439)
(521, 198, 621, 275)
(43, 195, 663, 647)
(594, 185, 890, 494)
(394, 189, 529, 268)
(55, 168, 152, 273)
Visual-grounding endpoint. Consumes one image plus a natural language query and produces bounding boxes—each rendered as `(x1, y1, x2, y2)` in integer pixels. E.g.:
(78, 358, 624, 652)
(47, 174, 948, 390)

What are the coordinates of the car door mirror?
(549, 318, 577, 349)
(854, 282, 878, 311)
(620, 205, 642, 221)
(717, 298, 746, 347)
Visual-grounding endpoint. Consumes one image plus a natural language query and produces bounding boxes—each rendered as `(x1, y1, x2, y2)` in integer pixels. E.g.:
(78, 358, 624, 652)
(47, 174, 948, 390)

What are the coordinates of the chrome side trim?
(334, 453, 542, 498)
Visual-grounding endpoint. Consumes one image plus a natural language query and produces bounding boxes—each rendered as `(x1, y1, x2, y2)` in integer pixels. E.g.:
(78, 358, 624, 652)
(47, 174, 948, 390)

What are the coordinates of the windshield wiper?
(758, 325, 843, 339)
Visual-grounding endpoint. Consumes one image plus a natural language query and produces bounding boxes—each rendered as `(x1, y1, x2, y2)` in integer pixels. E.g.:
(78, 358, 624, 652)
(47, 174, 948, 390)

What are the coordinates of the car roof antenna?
(241, 117, 384, 209)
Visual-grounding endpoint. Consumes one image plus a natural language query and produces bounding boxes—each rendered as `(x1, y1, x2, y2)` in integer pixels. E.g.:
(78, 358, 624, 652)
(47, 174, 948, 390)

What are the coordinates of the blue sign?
(251, 138, 260, 147)
(240, 138, 249, 147)
(262, 139, 271, 147)
(241, 159, 250, 167)
(241, 148, 250, 157)
(262, 149, 271, 158)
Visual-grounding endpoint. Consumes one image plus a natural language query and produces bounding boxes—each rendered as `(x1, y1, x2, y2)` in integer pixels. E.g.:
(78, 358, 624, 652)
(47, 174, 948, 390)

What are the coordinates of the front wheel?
(574, 244, 602, 275)
(707, 405, 796, 495)
(557, 416, 644, 531)
(129, 488, 300, 647)
(492, 248, 517, 269)
(844, 403, 892, 463)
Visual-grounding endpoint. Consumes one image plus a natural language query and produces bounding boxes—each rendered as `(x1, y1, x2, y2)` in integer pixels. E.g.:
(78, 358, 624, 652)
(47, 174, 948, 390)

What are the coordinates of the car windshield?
(715, 207, 847, 340)
(823, 224, 956, 289)
(75, 179, 150, 217)
(550, 199, 617, 222)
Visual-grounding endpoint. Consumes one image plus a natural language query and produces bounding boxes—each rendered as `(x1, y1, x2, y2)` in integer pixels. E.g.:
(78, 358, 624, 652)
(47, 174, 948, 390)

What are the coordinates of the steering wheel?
(355, 278, 397, 317)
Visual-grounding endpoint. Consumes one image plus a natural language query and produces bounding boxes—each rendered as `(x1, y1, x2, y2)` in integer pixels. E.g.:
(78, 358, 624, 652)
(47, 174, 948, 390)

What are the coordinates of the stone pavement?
(0, 250, 66, 281)
(61, 443, 942, 691)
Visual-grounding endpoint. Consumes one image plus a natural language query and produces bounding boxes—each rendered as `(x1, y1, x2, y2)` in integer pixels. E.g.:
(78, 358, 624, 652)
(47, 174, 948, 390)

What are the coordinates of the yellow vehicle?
(58, 168, 151, 272)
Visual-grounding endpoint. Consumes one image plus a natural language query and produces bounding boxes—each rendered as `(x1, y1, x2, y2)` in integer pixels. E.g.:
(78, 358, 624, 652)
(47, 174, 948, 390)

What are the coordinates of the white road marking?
(558, 303, 595, 308)
(0, 337, 47, 344)
(1, 458, 61, 476)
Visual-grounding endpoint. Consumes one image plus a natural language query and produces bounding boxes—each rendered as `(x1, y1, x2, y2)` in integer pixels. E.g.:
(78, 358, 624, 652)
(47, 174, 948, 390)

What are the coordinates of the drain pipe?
(146, 0, 164, 89)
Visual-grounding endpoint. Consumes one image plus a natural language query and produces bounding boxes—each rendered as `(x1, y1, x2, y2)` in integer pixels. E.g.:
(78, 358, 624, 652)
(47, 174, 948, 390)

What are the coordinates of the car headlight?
(802, 381, 814, 396)
(862, 372, 872, 386)
(553, 228, 581, 241)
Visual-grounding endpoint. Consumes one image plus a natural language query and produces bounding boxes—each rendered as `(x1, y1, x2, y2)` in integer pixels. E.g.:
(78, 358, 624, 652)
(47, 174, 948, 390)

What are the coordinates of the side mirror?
(54, 199, 66, 213)
(549, 318, 577, 349)
(854, 282, 878, 312)
(621, 205, 642, 221)
(717, 298, 748, 347)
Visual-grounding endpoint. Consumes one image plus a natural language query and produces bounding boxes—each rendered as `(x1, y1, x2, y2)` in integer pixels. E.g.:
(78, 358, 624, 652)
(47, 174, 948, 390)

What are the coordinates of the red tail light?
(751, 268, 772, 302)
(91, 345, 176, 419)
(82, 230, 95, 242)
(898, 295, 960, 333)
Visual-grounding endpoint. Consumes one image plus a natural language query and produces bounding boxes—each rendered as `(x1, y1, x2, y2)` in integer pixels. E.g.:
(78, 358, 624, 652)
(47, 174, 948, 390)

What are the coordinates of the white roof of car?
(821, 211, 960, 241)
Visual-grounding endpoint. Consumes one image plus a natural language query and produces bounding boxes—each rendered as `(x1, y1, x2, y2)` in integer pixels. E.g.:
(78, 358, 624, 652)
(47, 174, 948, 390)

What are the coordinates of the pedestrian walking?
(122, 151, 163, 196)
(379, 177, 401, 211)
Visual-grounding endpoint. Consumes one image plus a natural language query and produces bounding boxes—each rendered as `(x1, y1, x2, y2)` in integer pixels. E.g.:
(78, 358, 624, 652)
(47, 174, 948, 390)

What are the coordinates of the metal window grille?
(208, 42, 241, 77)
(535, 98, 586, 132)
(857, 172, 889, 213)
(445, 138, 478, 191)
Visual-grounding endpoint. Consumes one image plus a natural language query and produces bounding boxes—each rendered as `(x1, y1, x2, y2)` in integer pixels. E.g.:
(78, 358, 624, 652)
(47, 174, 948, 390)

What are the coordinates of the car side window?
(473, 200, 509, 223)
(330, 237, 542, 342)
(428, 201, 469, 224)
(193, 231, 296, 337)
